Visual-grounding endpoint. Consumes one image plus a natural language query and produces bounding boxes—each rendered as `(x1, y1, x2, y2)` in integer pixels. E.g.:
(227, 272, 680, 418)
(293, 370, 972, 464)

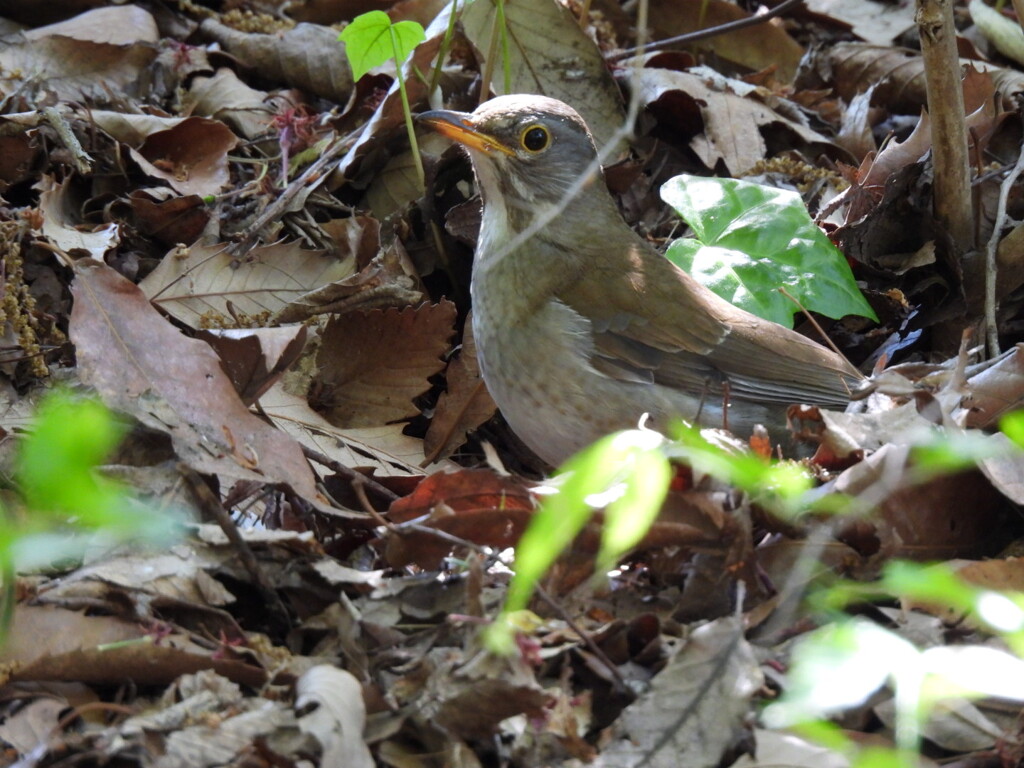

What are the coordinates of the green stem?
(429, 0, 459, 98)
(496, 0, 511, 94)
(481, 9, 501, 103)
(0, 552, 13, 647)
(390, 26, 426, 190)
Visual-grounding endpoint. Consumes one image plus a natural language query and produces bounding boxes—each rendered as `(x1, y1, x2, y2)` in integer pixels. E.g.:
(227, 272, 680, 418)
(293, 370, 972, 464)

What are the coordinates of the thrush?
(419, 95, 862, 465)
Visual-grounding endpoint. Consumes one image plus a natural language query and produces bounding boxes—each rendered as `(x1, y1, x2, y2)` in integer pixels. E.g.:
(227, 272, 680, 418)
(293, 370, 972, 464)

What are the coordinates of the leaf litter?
(3, 0, 1024, 765)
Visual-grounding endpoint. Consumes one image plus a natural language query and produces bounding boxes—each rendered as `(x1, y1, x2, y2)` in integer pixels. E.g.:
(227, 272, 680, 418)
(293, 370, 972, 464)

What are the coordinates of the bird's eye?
(520, 125, 550, 153)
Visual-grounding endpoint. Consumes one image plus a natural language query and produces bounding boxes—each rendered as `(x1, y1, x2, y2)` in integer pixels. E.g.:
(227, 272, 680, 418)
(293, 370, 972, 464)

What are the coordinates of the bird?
(418, 95, 862, 466)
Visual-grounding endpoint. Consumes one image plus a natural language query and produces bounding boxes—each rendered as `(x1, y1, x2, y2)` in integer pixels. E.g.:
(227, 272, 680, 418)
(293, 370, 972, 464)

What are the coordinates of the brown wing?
(557, 238, 860, 407)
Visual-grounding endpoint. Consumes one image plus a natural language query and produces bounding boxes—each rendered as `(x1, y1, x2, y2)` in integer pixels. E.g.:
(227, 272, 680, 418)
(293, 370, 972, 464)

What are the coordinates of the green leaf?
(661, 175, 878, 327)
(8, 390, 180, 564)
(484, 429, 668, 653)
(17, 392, 129, 527)
(338, 11, 426, 81)
(1001, 409, 1024, 447)
(597, 437, 670, 574)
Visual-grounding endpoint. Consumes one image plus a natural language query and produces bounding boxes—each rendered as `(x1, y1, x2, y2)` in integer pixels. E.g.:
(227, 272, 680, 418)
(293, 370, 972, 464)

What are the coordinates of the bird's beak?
(417, 110, 515, 157)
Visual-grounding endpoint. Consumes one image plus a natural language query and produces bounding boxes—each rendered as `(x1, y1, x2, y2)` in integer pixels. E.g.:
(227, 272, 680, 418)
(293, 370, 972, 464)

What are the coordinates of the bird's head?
(418, 95, 602, 211)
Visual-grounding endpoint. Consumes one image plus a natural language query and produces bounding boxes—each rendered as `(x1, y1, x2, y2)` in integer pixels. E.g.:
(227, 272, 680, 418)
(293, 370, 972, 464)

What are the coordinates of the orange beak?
(417, 110, 515, 157)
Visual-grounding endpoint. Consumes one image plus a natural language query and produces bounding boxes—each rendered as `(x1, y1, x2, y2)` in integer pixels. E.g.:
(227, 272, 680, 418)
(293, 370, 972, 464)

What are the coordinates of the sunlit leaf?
(661, 175, 877, 326)
(338, 11, 426, 80)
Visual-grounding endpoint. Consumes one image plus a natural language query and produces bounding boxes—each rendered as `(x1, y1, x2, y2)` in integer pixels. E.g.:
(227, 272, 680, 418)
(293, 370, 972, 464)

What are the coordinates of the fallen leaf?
(70, 260, 330, 509)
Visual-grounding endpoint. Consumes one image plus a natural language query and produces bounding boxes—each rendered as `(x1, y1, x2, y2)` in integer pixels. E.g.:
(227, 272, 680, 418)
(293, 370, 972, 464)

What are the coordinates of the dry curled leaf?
(314, 300, 457, 428)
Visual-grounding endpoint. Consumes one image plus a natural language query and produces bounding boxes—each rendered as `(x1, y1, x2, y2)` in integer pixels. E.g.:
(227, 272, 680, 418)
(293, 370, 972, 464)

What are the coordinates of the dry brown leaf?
(70, 260, 330, 508)
(0, 133, 38, 190)
(416, 648, 548, 740)
(141, 241, 354, 329)
(314, 300, 456, 428)
(812, 42, 1024, 114)
(0, 8, 158, 103)
(629, 65, 842, 174)
(1, 605, 267, 688)
(199, 325, 308, 406)
(260, 382, 434, 475)
(184, 68, 279, 141)
(459, 0, 626, 153)
(833, 444, 1012, 560)
(424, 316, 497, 463)
(128, 117, 238, 197)
(273, 240, 421, 323)
(198, 18, 353, 103)
(648, 0, 804, 82)
(130, 189, 210, 247)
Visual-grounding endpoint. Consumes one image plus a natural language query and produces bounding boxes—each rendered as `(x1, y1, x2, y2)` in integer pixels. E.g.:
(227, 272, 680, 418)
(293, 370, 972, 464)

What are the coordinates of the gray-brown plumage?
(419, 95, 861, 465)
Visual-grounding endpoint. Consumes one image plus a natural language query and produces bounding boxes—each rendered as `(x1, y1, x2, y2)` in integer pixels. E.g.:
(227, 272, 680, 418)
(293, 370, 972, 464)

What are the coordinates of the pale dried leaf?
(0, 26, 157, 103)
(38, 175, 120, 258)
(260, 382, 433, 476)
(804, 0, 915, 45)
(184, 68, 278, 141)
(295, 666, 374, 768)
(22, 5, 159, 45)
(601, 617, 763, 768)
(874, 696, 1000, 752)
(141, 241, 354, 329)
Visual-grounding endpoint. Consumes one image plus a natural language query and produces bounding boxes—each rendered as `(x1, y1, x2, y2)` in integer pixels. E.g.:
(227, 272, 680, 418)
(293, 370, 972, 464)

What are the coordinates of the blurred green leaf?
(1000, 409, 1024, 447)
(668, 423, 813, 518)
(338, 11, 426, 80)
(485, 429, 668, 653)
(880, 561, 977, 614)
(661, 175, 877, 327)
(3, 390, 179, 571)
(17, 393, 129, 527)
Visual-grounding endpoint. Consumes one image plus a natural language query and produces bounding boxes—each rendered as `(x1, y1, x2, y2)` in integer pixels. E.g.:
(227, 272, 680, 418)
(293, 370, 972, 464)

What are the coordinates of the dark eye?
(520, 125, 550, 152)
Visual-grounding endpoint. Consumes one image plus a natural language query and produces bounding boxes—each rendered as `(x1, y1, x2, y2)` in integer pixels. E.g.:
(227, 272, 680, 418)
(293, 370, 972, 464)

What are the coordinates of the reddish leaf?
(384, 468, 535, 568)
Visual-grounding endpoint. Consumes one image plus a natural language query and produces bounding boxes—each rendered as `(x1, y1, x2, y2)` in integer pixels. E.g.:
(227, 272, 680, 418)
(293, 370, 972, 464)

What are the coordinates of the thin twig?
(178, 463, 292, 628)
(228, 135, 351, 259)
(982, 147, 1024, 357)
(300, 444, 399, 506)
(610, 0, 804, 60)
(778, 286, 866, 380)
(534, 583, 630, 692)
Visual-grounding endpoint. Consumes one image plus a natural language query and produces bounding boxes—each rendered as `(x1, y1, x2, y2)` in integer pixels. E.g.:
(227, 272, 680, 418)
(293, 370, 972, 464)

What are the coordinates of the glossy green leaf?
(661, 175, 877, 327)
(338, 11, 425, 80)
